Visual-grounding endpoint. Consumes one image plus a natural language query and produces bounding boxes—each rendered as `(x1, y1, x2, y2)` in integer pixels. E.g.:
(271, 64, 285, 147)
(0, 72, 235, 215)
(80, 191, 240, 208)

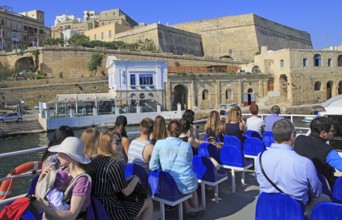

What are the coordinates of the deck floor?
(151, 170, 259, 220)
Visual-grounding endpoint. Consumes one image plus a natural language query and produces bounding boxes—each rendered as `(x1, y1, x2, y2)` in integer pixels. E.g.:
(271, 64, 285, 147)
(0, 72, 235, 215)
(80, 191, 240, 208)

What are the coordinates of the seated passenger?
(255, 120, 330, 218)
(32, 137, 92, 219)
(204, 110, 224, 146)
(90, 131, 153, 220)
(179, 118, 201, 154)
(127, 118, 154, 172)
(246, 104, 264, 136)
(150, 115, 167, 145)
(264, 105, 284, 132)
(225, 108, 246, 142)
(150, 120, 203, 216)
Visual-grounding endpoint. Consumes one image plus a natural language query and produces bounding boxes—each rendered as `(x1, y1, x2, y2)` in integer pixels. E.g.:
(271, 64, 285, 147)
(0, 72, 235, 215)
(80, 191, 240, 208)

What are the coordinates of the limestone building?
(84, 23, 132, 42)
(172, 14, 312, 62)
(0, 6, 50, 51)
(51, 9, 137, 40)
(252, 46, 342, 106)
(115, 23, 204, 57)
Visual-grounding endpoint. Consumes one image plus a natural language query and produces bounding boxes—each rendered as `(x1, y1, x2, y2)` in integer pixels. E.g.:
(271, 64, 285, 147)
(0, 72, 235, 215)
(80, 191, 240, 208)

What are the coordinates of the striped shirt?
(127, 139, 150, 171)
(89, 156, 143, 220)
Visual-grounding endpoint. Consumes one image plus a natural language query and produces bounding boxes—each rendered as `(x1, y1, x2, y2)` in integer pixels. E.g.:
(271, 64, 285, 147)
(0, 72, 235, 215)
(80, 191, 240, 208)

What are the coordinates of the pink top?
(72, 176, 91, 211)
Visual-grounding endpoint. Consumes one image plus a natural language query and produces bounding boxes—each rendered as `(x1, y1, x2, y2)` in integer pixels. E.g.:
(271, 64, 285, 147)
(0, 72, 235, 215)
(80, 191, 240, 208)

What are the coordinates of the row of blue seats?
(204, 131, 275, 149)
(256, 192, 342, 220)
(124, 155, 229, 220)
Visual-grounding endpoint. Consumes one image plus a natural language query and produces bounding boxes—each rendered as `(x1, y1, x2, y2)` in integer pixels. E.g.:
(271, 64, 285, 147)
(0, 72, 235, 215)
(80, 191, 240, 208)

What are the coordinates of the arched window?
(252, 65, 260, 73)
(338, 55, 342, 67)
(225, 89, 232, 99)
(202, 89, 209, 100)
(248, 88, 253, 93)
(313, 54, 322, 67)
(314, 81, 321, 91)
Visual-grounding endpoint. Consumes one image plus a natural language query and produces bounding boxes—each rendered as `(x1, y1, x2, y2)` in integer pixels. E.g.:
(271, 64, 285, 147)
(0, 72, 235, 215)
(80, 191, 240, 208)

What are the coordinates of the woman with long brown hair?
(150, 115, 167, 145)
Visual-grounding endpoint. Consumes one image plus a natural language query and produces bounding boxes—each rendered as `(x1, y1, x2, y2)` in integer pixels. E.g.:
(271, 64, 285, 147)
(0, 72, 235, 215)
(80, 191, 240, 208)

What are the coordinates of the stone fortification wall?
(1, 47, 234, 79)
(172, 14, 312, 62)
(254, 15, 312, 52)
(115, 24, 204, 57)
(0, 77, 108, 108)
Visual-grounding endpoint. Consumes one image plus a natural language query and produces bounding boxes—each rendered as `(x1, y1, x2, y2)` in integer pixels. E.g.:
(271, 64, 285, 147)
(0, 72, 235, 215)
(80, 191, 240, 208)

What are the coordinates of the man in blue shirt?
(263, 105, 284, 131)
(255, 119, 330, 217)
(294, 117, 342, 187)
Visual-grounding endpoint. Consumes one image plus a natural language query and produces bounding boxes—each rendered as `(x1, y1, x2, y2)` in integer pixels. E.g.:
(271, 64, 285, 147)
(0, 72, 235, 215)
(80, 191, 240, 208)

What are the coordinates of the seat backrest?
(262, 131, 274, 148)
(332, 176, 342, 203)
(220, 144, 244, 167)
(310, 202, 342, 220)
(26, 175, 39, 197)
(198, 142, 221, 164)
(125, 163, 148, 185)
(86, 195, 110, 220)
(243, 137, 265, 156)
(148, 170, 183, 201)
(223, 135, 242, 150)
(317, 173, 331, 196)
(255, 192, 304, 220)
(245, 130, 262, 139)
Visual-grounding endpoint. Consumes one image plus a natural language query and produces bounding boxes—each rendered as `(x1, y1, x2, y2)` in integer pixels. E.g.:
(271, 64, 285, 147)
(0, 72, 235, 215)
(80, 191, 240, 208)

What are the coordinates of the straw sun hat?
(48, 137, 91, 164)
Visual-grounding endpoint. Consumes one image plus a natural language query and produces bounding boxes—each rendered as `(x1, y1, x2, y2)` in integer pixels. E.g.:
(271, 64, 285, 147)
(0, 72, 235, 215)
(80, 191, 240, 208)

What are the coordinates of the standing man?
(263, 105, 284, 132)
(294, 117, 342, 187)
(255, 119, 329, 217)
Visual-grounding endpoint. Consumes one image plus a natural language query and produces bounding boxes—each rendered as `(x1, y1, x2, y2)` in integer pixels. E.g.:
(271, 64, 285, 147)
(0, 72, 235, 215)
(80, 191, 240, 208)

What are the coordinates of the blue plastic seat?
(243, 137, 266, 164)
(317, 173, 331, 196)
(198, 142, 221, 164)
(124, 163, 149, 185)
(245, 130, 262, 139)
(220, 144, 253, 193)
(193, 156, 227, 210)
(148, 170, 192, 220)
(255, 192, 304, 220)
(310, 202, 342, 220)
(223, 135, 242, 150)
(262, 131, 274, 148)
(332, 176, 342, 203)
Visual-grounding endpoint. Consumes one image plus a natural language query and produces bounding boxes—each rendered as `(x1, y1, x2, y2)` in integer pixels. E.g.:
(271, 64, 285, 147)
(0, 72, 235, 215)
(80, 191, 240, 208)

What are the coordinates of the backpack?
(0, 197, 40, 220)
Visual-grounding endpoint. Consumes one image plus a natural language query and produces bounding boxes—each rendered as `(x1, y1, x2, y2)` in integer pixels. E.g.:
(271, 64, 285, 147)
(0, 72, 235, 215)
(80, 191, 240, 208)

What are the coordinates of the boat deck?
(151, 170, 259, 220)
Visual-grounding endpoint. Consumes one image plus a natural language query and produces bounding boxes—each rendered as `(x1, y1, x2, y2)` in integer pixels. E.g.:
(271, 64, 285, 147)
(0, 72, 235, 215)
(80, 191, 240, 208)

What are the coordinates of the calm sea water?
(0, 117, 307, 197)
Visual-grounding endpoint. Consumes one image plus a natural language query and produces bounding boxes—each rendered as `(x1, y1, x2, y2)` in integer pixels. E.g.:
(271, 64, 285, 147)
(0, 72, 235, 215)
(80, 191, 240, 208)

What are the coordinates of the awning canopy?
(49, 93, 116, 104)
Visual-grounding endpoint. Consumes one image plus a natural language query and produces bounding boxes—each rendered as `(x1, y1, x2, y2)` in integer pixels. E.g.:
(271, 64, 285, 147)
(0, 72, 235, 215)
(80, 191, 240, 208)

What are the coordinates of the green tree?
(88, 53, 103, 75)
(68, 34, 90, 46)
(43, 38, 63, 46)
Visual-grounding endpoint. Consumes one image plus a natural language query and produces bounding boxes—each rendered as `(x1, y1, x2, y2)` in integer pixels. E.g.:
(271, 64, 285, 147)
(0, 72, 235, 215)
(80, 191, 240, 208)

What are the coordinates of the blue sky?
(1, 0, 341, 49)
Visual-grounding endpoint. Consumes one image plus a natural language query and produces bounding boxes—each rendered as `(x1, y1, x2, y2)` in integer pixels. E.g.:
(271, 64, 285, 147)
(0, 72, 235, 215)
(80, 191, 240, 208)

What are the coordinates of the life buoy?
(0, 161, 42, 200)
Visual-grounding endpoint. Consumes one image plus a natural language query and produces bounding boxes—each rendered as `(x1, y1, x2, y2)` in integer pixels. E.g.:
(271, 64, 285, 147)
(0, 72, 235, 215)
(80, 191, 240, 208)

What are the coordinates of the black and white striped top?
(89, 156, 144, 220)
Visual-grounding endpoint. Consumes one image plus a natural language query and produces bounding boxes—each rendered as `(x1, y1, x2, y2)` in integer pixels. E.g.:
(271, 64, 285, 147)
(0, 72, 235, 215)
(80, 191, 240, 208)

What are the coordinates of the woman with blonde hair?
(80, 127, 100, 158)
(150, 115, 167, 145)
(204, 110, 224, 144)
(90, 131, 153, 220)
(225, 108, 246, 142)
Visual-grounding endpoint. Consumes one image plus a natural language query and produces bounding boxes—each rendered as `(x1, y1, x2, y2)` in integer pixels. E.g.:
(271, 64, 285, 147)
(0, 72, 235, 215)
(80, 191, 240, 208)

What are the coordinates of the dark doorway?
(327, 81, 333, 100)
(172, 84, 188, 110)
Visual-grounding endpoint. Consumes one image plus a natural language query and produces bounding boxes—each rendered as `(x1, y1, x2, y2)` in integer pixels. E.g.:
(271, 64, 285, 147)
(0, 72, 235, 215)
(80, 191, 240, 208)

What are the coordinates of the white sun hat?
(48, 137, 91, 164)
